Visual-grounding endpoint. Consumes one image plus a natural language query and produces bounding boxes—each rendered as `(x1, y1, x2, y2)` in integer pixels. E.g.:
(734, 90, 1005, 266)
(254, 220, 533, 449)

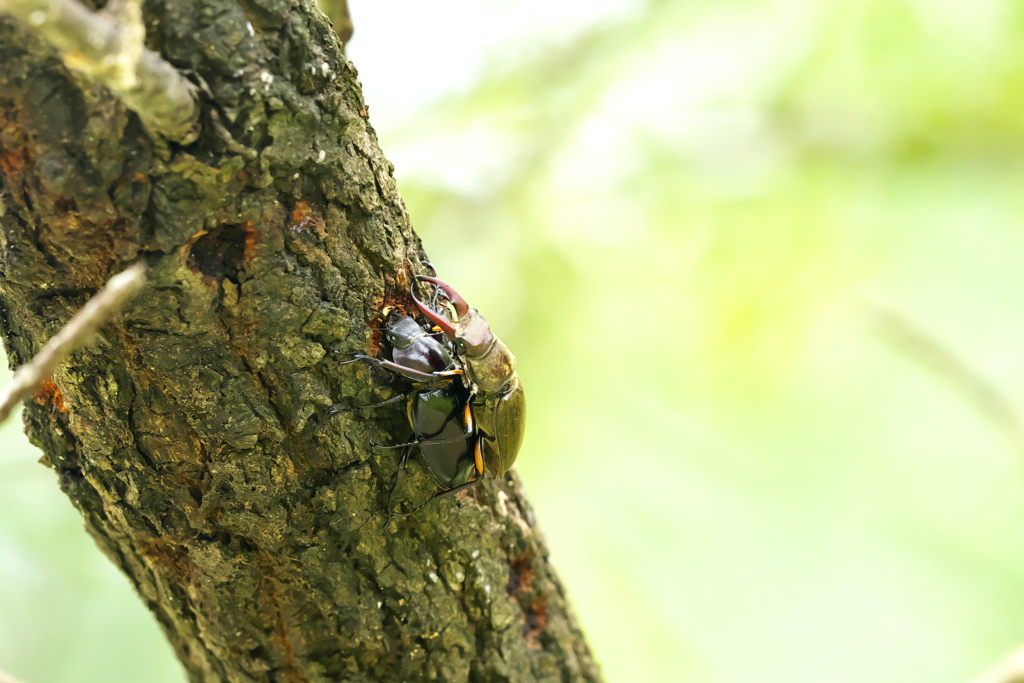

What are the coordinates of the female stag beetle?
(337, 311, 478, 513)
(411, 276, 526, 480)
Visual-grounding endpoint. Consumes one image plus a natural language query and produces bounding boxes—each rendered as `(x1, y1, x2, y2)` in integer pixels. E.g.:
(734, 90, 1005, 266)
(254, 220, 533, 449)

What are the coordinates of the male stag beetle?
(411, 276, 526, 480)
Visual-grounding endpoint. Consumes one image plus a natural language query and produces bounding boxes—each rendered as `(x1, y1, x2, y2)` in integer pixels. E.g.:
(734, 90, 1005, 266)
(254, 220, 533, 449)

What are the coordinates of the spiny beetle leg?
(370, 433, 475, 450)
(334, 354, 371, 364)
(338, 352, 463, 384)
(328, 394, 405, 413)
(366, 357, 461, 384)
(390, 478, 482, 519)
(385, 445, 414, 526)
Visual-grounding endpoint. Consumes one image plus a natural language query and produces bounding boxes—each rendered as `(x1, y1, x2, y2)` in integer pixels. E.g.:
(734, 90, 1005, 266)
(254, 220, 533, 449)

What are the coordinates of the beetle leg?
(385, 444, 413, 526)
(374, 360, 459, 382)
(328, 394, 405, 413)
(389, 478, 482, 519)
(345, 355, 462, 383)
(370, 433, 474, 449)
(432, 369, 465, 379)
(334, 354, 372, 364)
(372, 400, 475, 449)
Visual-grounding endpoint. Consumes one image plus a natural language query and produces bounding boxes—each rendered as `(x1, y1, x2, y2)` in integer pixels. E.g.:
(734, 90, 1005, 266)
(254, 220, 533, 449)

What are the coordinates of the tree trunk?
(0, 0, 602, 679)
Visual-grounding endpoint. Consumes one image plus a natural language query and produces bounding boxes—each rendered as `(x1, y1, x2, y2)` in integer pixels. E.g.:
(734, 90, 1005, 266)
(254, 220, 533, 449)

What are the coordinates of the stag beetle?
(336, 310, 486, 516)
(338, 275, 525, 516)
(411, 276, 526, 479)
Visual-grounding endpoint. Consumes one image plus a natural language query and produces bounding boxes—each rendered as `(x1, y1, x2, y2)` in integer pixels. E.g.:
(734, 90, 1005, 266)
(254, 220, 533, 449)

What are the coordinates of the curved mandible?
(417, 276, 470, 316)
(411, 277, 458, 337)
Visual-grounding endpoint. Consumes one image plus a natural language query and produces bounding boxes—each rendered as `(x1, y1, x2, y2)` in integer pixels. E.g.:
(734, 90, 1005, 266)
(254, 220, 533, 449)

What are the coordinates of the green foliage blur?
(6, 0, 1024, 680)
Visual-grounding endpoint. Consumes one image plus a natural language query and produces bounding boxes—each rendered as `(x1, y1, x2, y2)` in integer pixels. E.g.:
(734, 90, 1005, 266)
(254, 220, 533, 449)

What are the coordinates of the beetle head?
(383, 313, 428, 350)
(412, 276, 495, 358)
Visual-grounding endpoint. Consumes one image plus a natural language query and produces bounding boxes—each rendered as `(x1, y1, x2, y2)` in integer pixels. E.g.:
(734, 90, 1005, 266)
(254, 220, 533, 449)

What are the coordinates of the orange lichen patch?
(172, 468, 206, 493)
(241, 220, 259, 262)
(364, 318, 384, 355)
(137, 536, 198, 585)
(506, 551, 537, 597)
(523, 595, 549, 648)
(380, 292, 410, 317)
(47, 210, 88, 238)
(364, 302, 405, 355)
(259, 554, 309, 683)
(0, 146, 25, 178)
(289, 201, 326, 238)
(506, 551, 549, 647)
(291, 201, 313, 227)
(33, 378, 67, 413)
(179, 229, 209, 261)
(390, 264, 439, 318)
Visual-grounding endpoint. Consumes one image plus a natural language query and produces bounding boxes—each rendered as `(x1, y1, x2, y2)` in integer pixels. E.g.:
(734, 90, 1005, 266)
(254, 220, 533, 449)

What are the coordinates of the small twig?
(0, 263, 146, 425)
(874, 305, 1024, 462)
(0, 669, 28, 683)
(0, 0, 199, 141)
(210, 108, 257, 159)
(967, 646, 1024, 683)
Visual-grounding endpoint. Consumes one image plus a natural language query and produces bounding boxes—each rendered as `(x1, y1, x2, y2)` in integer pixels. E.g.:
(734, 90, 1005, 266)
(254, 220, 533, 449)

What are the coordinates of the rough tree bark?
(0, 0, 602, 679)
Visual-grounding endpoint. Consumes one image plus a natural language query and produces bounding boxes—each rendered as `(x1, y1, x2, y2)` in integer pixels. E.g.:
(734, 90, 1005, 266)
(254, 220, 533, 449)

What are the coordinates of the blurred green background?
(6, 0, 1024, 680)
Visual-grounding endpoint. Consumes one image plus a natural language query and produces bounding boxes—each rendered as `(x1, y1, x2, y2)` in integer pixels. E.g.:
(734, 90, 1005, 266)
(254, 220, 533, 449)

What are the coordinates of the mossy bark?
(0, 0, 602, 680)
